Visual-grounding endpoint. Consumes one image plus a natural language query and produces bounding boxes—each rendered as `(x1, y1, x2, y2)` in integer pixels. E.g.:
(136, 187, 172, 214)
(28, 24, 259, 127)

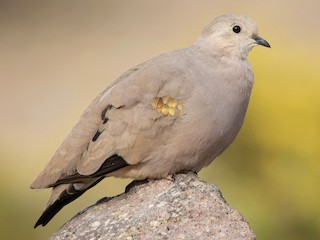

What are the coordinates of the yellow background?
(1, 1, 319, 239)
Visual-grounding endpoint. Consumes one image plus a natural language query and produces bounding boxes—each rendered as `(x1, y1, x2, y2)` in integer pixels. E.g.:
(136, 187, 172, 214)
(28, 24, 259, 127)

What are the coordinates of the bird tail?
(34, 177, 103, 228)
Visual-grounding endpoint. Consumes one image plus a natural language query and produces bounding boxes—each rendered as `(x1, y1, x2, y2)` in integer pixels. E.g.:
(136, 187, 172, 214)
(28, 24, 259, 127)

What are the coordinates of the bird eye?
(232, 25, 241, 33)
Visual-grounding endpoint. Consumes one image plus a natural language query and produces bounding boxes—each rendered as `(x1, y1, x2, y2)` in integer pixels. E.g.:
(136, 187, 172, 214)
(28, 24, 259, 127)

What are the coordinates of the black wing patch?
(35, 155, 128, 227)
(103, 117, 108, 124)
(92, 129, 104, 142)
(88, 155, 128, 178)
(51, 155, 128, 187)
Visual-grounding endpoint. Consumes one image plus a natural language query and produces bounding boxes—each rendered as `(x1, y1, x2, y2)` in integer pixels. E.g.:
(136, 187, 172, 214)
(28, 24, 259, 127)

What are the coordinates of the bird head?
(199, 14, 270, 59)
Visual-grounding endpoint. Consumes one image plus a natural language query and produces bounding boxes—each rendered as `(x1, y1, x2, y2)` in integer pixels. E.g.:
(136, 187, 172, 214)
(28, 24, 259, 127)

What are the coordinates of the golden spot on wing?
(162, 95, 170, 104)
(167, 98, 178, 108)
(157, 98, 164, 108)
(151, 96, 183, 117)
(161, 105, 169, 115)
(151, 97, 159, 109)
(168, 108, 175, 116)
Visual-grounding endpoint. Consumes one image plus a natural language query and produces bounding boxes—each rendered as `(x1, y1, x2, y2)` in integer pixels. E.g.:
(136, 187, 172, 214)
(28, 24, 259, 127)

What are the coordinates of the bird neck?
(193, 36, 249, 61)
(188, 39, 254, 89)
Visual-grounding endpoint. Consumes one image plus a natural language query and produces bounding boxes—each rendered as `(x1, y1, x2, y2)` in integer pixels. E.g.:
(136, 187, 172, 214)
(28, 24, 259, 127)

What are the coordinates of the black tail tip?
(34, 220, 44, 228)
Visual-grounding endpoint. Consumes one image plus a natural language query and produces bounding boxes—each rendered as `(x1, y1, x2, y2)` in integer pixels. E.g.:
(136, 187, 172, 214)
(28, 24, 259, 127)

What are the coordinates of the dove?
(31, 14, 270, 228)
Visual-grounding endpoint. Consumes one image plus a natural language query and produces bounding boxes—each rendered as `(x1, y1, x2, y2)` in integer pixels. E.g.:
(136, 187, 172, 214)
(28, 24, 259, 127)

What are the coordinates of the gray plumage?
(31, 14, 270, 227)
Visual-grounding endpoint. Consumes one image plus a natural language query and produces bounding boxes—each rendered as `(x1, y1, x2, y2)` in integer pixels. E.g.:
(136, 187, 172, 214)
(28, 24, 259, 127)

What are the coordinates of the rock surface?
(51, 173, 256, 240)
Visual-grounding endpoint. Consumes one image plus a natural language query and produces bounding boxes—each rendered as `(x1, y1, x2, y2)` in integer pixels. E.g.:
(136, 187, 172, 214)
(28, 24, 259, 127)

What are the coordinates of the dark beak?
(252, 34, 271, 48)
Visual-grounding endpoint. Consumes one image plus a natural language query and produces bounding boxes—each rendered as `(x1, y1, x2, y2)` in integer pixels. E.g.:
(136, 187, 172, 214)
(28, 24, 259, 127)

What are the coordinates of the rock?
(51, 173, 256, 240)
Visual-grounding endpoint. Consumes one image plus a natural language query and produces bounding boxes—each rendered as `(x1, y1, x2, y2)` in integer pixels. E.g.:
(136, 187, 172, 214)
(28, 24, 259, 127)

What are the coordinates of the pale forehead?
(202, 14, 258, 35)
(214, 14, 256, 25)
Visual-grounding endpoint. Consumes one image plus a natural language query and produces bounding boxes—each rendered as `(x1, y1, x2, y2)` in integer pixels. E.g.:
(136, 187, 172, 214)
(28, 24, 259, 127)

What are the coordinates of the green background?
(1, 1, 319, 239)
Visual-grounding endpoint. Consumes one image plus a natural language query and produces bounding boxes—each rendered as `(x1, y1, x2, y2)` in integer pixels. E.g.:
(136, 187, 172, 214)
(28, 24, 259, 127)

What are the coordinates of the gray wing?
(30, 51, 191, 189)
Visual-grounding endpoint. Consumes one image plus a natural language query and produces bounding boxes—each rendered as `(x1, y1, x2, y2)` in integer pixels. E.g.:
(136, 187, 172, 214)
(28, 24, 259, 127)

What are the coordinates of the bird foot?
(96, 196, 113, 204)
(125, 179, 149, 193)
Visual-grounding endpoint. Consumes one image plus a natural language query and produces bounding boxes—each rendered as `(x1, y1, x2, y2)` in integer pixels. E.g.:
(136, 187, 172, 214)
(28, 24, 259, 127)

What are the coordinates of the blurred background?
(1, 0, 319, 239)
